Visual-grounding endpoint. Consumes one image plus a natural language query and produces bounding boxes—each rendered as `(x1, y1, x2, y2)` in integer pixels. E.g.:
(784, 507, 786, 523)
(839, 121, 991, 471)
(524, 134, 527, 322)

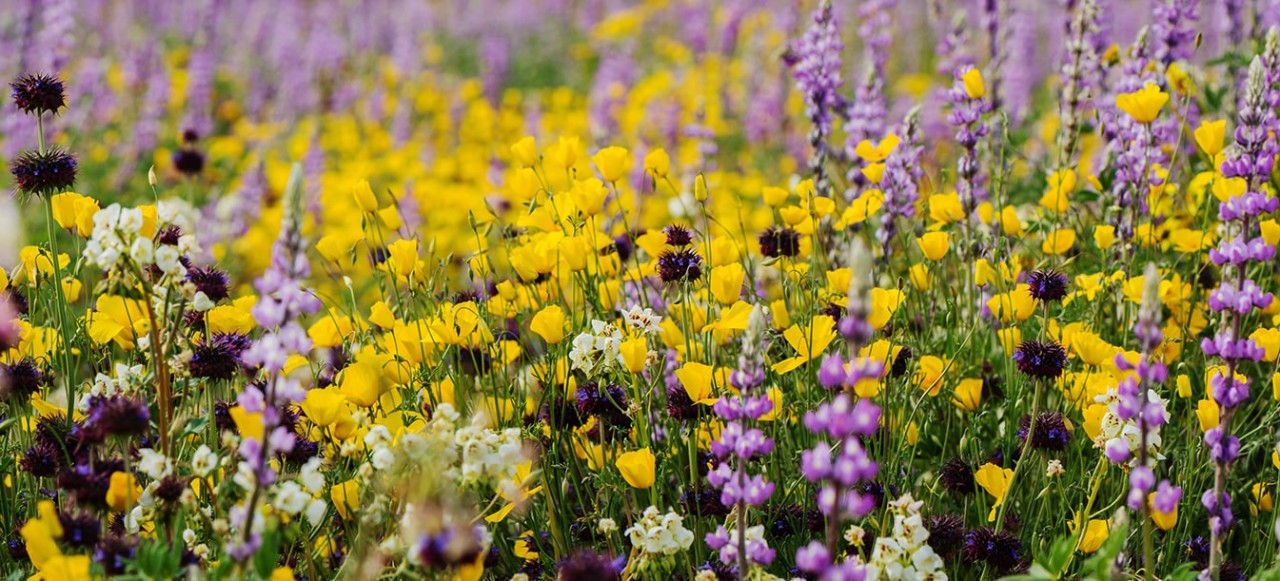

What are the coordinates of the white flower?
(598, 518, 618, 534)
(129, 237, 154, 265)
(192, 291, 215, 312)
(1046, 459, 1065, 478)
(305, 498, 328, 526)
(137, 448, 173, 479)
(182, 528, 197, 545)
(625, 507, 694, 558)
(155, 245, 185, 277)
(300, 457, 326, 493)
(273, 481, 310, 515)
(192, 445, 217, 477)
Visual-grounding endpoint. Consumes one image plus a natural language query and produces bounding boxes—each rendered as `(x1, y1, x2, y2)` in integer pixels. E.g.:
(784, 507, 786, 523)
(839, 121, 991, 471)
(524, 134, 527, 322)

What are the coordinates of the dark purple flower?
(657, 248, 703, 282)
(82, 396, 151, 441)
(190, 333, 251, 380)
(1026, 270, 1069, 302)
(95, 535, 137, 575)
(759, 226, 800, 258)
(185, 267, 230, 301)
(964, 527, 1026, 574)
(10, 73, 66, 115)
(10, 148, 77, 197)
(1012, 340, 1067, 379)
(926, 513, 965, 559)
(939, 457, 975, 494)
(664, 225, 693, 247)
(558, 550, 620, 581)
(58, 512, 100, 548)
(172, 148, 205, 176)
(1, 359, 45, 399)
(1018, 411, 1071, 451)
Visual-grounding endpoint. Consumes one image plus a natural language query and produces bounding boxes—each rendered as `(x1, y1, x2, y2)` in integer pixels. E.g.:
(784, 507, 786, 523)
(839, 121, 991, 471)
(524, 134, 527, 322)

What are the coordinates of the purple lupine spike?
(876, 108, 922, 257)
(1104, 28, 1163, 242)
(1058, 0, 1105, 161)
(947, 66, 991, 215)
(1200, 58, 1277, 579)
(1150, 0, 1199, 67)
(788, 0, 846, 197)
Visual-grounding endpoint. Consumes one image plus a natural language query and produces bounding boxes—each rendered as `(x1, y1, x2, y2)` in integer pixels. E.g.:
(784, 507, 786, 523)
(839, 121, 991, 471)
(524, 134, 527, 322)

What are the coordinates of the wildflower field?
(8, 0, 1280, 579)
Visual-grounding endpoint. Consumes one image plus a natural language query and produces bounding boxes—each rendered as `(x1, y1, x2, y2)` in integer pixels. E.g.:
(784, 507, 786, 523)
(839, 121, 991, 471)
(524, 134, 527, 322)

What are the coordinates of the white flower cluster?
(620, 305, 663, 334)
(864, 494, 947, 581)
(1093, 387, 1169, 466)
(625, 506, 695, 558)
(569, 320, 624, 376)
(80, 363, 146, 408)
(454, 416, 524, 486)
(82, 201, 199, 277)
(272, 457, 328, 525)
(569, 308, 663, 376)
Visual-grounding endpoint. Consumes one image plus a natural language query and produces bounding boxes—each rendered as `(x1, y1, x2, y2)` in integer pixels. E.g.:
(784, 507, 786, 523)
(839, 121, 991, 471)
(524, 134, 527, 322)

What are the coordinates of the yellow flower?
(1040, 169, 1076, 213)
(570, 178, 608, 216)
(1116, 83, 1169, 123)
(1251, 483, 1274, 515)
(369, 301, 396, 329)
(952, 378, 983, 411)
(710, 263, 745, 305)
(1196, 398, 1220, 432)
(1178, 374, 1193, 399)
(615, 447, 656, 489)
(510, 136, 538, 168)
(913, 355, 947, 396)
(230, 405, 265, 440)
(353, 180, 378, 213)
(975, 463, 1013, 521)
(695, 174, 709, 201)
(676, 362, 718, 404)
(330, 479, 360, 520)
(37, 555, 92, 579)
(644, 148, 670, 178)
(844, 189, 885, 224)
(771, 316, 837, 374)
(271, 566, 297, 581)
(86, 295, 149, 349)
(385, 238, 419, 277)
(928, 192, 965, 224)
(1078, 519, 1109, 553)
(854, 133, 900, 162)
(619, 337, 649, 373)
(300, 387, 347, 428)
(986, 285, 1036, 324)
(1042, 228, 1076, 255)
(1000, 206, 1023, 237)
(962, 67, 986, 99)
(868, 288, 904, 329)
(530, 305, 567, 344)
(1149, 492, 1178, 530)
(20, 501, 64, 569)
(592, 146, 631, 183)
(762, 186, 789, 207)
(50, 192, 100, 236)
(861, 163, 886, 184)
(917, 231, 950, 261)
(106, 471, 141, 512)
(1094, 225, 1117, 250)
(1194, 119, 1227, 157)
(909, 263, 932, 290)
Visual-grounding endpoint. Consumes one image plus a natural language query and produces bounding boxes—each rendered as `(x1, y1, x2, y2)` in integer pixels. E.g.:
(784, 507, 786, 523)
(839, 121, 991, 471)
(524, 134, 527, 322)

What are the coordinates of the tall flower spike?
(788, 0, 845, 197)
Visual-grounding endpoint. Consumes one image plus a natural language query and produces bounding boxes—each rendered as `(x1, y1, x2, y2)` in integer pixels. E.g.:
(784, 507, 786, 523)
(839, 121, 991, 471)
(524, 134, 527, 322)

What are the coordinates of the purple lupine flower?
(1104, 29, 1161, 242)
(1200, 58, 1277, 578)
(842, 0, 893, 192)
(1057, 0, 1104, 161)
(796, 241, 881, 575)
(705, 305, 776, 570)
(1150, 0, 1198, 67)
(947, 65, 991, 216)
(787, 0, 846, 197)
(876, 108, 922, 257)
(229, 164, 320, 561)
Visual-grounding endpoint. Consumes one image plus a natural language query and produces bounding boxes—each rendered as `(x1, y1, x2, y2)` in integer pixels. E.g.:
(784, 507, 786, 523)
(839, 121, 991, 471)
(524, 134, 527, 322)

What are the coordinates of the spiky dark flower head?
(284, 437, 319, 466)
(890, 346, 913, 378)
(95, 535, 137, 575)
(58, 512, 101, 548)
(172, 149, 205, 176)
(7, 533, 26, 562)
(1012, 340, 1067, 380)
(81, 395, 151, 441)
(1018, 411, 1071, 451)
(154, 475, 188, 507)
(939, 457, 975, 495)
(1026, 270, 1069, 302)
(1, 358, 45, 400)
(21, 441, 62, 477)
(666, 383, 701, 421)
(181, 129, 200, 144)
(664, 225, 693, 247)
(184, 266, 230, 302)
(926, 514, 965, 559)
(759, 226, 800, 258)
(964, 527, 1026, 574)
(190, 333, 251, 380)
(156, 225, 183, 246)
(611, 232, 634, 263)
(213, 400, 236, 432)
(558, 550, 621, 581)
(10, 148, 77, 198)
(57, 458, 124, 509)
(657, 248, 703, 282)
(1185, 536, 1210, 568)
(540, 395, 585, 431)
(10, 74, 65, 115)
